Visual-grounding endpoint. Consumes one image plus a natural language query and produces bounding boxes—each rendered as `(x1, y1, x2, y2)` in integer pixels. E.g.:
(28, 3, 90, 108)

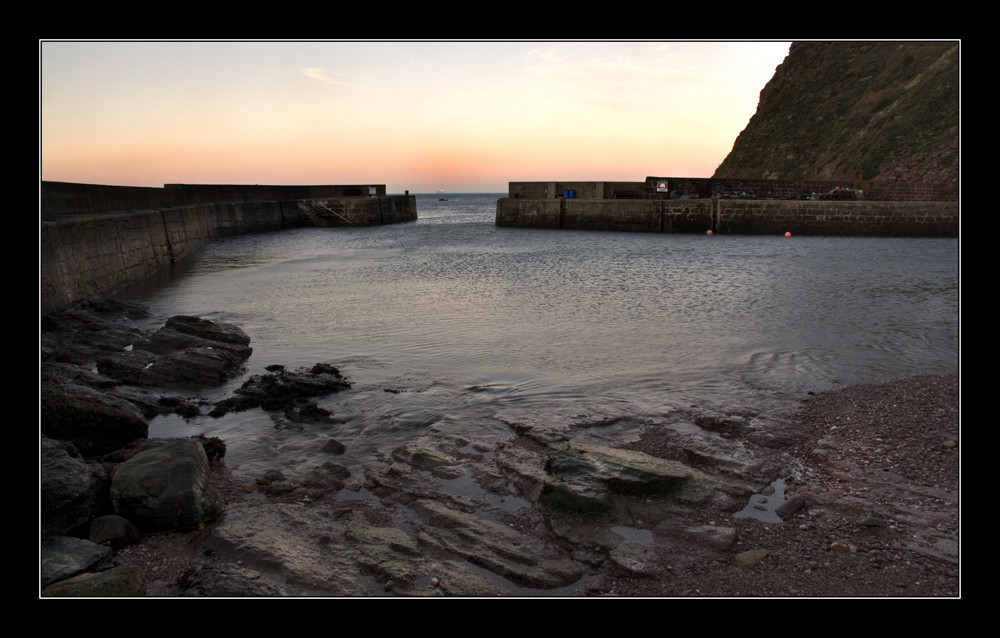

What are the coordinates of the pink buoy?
(784, 231, 792, 237)
(706, 230, 713, 236)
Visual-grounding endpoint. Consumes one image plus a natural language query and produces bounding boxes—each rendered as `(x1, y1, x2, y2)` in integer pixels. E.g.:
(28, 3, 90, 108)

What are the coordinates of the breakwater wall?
(41, 182, 416, 313)
(506, 176, 958, 202)
(495, 197, 958, 237)
(41, 181, 390, 216)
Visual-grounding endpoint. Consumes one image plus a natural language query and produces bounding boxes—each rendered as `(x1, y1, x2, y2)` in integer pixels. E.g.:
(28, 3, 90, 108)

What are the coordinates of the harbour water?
(122, 193, 960, 482)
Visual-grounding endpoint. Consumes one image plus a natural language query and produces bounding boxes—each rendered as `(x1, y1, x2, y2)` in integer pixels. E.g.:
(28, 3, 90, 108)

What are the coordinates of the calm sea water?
(122, 193, 960, 480)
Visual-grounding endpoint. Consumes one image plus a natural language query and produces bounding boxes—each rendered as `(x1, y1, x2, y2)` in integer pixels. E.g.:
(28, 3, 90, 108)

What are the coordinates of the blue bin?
(563, 190, 576, 199)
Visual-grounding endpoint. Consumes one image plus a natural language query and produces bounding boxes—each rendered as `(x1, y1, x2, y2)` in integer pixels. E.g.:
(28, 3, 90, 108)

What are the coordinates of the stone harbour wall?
(495, 197, 958, 238)
(41, 181, 391, 216)
(41, 194, 417, 314)
(505, 178, 959, 203)
(714, 199, 958, 236)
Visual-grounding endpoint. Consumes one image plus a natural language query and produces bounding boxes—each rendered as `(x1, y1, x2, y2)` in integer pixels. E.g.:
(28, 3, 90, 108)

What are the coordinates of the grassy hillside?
(713, 41, 959, 185)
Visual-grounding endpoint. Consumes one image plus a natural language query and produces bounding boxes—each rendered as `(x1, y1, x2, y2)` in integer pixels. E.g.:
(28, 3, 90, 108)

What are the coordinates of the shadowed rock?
(211, 363, 351, 416)
(41, 380, 149, 456)
(110, 439, 223, 533)
(40, 536, 113, 588)
(41, 436, 111, 537)
(97, 315, 252, 389)
(42, 565, 147, 597)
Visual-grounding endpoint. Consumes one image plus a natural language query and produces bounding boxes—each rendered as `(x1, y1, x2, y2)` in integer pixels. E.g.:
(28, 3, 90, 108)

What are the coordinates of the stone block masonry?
(503, 177, 958, 204)
(495, 195, 957, 238)
(496, 179, 957, 237)
(714, 200, 957, 237)
(41, 182, 417, 313)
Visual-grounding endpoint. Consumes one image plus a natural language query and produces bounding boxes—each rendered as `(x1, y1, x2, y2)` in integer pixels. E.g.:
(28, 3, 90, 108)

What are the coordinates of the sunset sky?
(40, 40, 792, 194)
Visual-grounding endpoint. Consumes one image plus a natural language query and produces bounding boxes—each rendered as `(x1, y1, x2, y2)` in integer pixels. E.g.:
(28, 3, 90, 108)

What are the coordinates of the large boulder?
(40, 380, 149, 456)
(110, 439, 223, 533)
(40, 536, 113, 588)
(97, 315, 252, 389)
(40, 436, 110, 536)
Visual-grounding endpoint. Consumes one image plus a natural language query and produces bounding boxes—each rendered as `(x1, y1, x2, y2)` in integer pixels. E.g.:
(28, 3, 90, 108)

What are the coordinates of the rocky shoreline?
(40, 301, 959, 597)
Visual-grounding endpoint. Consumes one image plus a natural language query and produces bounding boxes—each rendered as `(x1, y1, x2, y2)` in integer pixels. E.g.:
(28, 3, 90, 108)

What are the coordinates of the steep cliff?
(713, 41, 959, 185)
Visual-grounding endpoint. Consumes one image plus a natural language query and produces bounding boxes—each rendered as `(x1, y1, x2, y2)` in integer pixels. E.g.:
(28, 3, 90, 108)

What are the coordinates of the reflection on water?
(122, 194, 959, 480)
(734, 478, 786, 523)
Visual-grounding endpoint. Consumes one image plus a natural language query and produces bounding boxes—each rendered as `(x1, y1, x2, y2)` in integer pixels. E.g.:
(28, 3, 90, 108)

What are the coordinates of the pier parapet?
(495, 178, 958, 237)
